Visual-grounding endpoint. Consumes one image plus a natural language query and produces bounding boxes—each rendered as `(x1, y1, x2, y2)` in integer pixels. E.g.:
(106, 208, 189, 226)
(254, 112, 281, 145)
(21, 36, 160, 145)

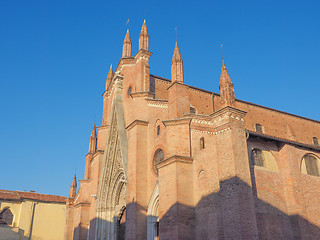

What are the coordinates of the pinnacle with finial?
(219, 60, 232, 86)
(91, 124, 96, 138)
(124, 29, 131, 43)
(172, 41, 182, 61)
(140, 20, 149, 36)
(72, 174, 77, 186)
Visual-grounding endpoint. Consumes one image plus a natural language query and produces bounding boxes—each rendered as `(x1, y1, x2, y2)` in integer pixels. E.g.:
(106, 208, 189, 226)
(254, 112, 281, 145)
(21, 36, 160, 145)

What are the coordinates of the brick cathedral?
(64, 21, 320, 240)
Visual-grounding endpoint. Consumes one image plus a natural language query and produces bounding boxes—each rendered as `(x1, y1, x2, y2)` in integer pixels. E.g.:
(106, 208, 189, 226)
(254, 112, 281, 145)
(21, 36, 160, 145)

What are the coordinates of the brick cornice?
(146, 98, 168, 108)
(162, 118, 192, 127)
(96, 125, 108, 130)
(92, 150, 104, 158)
(130, 91, 155, 98)
(86, 150, 103, 158)
(134, 49, 152, 60)
(210, 106, 246, 121)
(126, 120, 149, 131)
(157, 155, 193, 169)
(167, 81, 187, 90)
(74, 202, 91, 208)
(79, 179, 92, 184)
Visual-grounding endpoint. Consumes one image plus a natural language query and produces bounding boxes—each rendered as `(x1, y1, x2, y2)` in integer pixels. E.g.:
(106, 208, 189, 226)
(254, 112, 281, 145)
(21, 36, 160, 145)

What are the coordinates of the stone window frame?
(313, 137, 319, 146)
(301, 153, 320, 177)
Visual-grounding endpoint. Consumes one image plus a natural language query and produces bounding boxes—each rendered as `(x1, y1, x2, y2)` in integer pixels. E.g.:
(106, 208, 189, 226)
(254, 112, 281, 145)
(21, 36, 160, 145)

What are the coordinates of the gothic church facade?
(64, 21, 320, 240)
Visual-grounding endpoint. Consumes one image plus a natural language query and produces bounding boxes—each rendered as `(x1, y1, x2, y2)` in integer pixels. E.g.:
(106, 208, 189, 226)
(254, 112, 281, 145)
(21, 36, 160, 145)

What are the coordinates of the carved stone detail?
(95, 104, 127, 240)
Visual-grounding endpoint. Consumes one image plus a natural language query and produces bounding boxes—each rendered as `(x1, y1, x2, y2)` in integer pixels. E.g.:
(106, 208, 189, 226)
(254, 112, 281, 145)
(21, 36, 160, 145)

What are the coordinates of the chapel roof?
(0, 189, 66, 203)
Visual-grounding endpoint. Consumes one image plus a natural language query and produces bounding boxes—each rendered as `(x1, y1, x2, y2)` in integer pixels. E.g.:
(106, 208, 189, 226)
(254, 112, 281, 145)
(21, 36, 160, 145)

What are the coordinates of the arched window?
(190, 106, 196, 114)
(251, 148, 264, 167)
(255, 124, 263, 134)
(153, 149, 164, 175)
(0, 208, 13, 225)
(249, 145, 278, 171)
(200, 137, 205, 150)
(301, 154, 320, 176)
(313, 137, 319, 146)
(127, 86, 132, 97)
(157, 125, 160, 136)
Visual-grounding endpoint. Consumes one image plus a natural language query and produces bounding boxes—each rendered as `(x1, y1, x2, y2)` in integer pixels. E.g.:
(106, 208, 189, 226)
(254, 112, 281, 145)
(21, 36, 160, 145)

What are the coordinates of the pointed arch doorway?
(147, 182, 159, 240)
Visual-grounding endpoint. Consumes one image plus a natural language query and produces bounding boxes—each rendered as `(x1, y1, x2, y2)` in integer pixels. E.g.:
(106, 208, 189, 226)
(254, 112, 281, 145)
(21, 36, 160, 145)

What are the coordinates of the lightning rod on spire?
(175, 26, 178, 43)
(221, 44, 224, 61)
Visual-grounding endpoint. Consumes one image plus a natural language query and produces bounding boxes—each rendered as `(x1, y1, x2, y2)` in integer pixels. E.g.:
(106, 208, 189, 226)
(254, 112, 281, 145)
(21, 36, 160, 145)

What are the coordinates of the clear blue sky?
(1, 0, 319, 196)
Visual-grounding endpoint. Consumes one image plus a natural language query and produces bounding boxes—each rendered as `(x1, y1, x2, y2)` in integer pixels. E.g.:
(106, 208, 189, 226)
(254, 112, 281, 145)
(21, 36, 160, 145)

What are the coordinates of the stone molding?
(74, 202, 91, 208)
(146, 98, 168, 108)
(125, 120, 149, 131)
(210, 106, 246, 121)
(157, 155, 193, 169)
(162, 118, 192, 127)
(130, 91, 155, 98)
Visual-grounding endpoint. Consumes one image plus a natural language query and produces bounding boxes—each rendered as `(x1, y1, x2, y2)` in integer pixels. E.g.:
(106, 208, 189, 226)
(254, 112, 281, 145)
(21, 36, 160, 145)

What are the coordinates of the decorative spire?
(106, 64, 113, 90)
(171, 42, 184, 83)
(122, 29, 132, 58)
(88, 124, 97, 153)
(69, 174, 77, 198)
(139, 20, 149, 51)
(219, 60, 235, 107)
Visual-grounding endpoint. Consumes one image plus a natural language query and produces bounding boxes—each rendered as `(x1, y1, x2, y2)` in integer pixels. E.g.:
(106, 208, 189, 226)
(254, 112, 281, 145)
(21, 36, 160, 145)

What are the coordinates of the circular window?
(127, 86, 132, 96)
(153, 149, 164, 175)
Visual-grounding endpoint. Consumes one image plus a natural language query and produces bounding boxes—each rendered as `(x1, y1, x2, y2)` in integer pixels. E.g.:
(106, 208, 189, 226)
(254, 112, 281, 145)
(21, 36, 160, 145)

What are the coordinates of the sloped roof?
(0, 189, 66, 203)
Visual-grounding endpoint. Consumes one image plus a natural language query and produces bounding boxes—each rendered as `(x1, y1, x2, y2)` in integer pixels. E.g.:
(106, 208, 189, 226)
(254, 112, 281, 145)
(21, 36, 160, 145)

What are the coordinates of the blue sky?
(1, 0, 319, 196)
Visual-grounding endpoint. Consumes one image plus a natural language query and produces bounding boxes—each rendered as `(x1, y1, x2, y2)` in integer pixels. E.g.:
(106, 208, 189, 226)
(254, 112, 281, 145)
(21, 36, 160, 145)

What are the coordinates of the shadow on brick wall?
(71, 176, 320, 240)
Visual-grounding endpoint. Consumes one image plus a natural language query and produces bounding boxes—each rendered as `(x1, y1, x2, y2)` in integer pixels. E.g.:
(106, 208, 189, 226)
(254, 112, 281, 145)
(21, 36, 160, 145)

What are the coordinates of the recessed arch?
(301, 153, 320, 177)
(248, 144, 278, 172)
(0, 207, 13, 225)
(147, 182, 159, 240)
